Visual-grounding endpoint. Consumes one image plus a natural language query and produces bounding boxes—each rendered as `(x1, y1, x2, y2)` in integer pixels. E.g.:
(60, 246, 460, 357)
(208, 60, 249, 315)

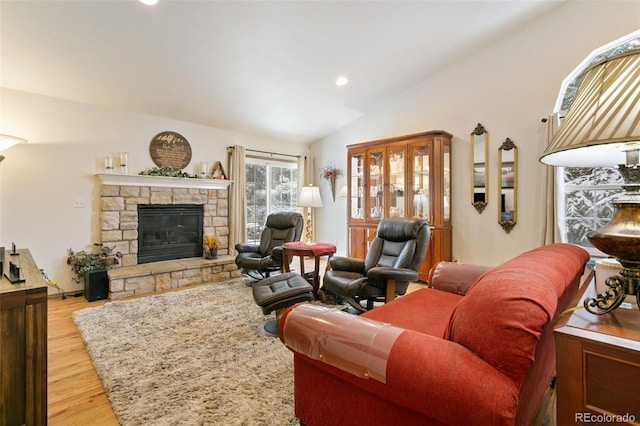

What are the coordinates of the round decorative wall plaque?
(149, 131, 192, 170)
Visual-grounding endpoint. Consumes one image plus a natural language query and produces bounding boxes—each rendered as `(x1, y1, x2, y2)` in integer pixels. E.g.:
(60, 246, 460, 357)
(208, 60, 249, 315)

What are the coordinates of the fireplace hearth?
(137, 204, 203, 264)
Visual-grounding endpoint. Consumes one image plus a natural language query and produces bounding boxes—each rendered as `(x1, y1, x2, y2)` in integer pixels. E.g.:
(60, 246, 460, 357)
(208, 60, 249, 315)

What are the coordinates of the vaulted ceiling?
(1, 0, 563, 143)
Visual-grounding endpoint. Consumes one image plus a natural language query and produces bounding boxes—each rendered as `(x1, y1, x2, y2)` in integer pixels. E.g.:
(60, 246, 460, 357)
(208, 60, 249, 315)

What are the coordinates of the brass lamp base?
(583, 263, 640, 314)
(303, 208, 314, 245)
(585, 164, 640, 314)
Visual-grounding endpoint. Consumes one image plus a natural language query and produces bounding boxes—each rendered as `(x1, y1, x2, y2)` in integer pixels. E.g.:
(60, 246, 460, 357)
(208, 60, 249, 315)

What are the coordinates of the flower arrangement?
(204, 235, 218, 259)
(66, 244, 122, 283)
(205, 235, 218, 249)
(139, 166, 195, 178)
(321, 162, 342, 182)
(321, 162, 342, 201)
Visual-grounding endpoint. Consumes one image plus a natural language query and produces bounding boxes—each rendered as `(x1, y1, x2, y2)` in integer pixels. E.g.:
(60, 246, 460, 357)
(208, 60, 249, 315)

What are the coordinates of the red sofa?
(279, 243, 589, 426)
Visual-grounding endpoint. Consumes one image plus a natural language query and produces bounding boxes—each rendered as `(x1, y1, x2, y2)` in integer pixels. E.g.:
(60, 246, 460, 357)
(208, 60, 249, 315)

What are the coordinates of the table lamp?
(297, 185, 323, 244)
(540, 50, 640, 314)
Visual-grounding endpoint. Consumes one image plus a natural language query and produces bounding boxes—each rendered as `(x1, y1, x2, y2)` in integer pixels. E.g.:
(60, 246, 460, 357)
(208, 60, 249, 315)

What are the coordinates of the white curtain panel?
(540, 114, 561, 245)
(229, 145, 246, 251)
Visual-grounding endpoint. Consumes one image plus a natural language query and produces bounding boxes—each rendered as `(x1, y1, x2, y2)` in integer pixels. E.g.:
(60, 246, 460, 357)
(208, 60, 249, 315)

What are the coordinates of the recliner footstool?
(253, 272, 314, 335)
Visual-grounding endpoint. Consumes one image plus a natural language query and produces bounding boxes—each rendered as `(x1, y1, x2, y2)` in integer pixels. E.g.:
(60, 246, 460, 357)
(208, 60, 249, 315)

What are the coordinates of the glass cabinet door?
(369, 150, 385, 220)
(349, 152, 365, 220)
(388, 148, 405, 218)
(443, 143, 451, 222)
(411, 145, 431, 221)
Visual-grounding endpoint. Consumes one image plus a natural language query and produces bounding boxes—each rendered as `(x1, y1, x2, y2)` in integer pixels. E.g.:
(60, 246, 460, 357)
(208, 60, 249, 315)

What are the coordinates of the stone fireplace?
(98, 174, 240, 299)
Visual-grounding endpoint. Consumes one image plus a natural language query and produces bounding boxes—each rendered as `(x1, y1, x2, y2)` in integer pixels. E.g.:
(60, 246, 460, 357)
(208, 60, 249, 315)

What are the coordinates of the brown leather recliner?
(323, 218, 430, 312)
(235, 211, 303, 280)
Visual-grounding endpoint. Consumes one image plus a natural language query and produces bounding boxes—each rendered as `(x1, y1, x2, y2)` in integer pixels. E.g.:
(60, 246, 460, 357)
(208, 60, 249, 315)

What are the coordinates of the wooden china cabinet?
(347, 130, 452, 281)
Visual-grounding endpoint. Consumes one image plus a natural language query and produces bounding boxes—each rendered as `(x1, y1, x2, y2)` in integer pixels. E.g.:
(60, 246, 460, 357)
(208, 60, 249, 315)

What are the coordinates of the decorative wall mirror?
(471, 123, 489, 213)
(498, 138, 517, 233)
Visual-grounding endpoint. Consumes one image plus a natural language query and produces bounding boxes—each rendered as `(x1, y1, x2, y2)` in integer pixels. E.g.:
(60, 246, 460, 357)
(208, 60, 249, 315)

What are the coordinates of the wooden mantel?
(96, 173, 232, 190)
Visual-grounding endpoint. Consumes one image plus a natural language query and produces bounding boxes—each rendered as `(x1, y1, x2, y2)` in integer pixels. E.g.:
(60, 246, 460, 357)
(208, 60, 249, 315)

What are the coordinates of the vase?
(205, 246, 218, 260)
(328, 176, 337, 201)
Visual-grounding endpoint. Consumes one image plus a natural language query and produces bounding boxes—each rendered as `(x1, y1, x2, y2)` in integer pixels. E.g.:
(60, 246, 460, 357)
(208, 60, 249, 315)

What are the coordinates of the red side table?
(281, 242, 337, 298)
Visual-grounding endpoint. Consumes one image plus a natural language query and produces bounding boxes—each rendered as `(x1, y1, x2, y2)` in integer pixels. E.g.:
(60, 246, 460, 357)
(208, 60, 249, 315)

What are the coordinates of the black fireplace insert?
(137, 204, 203, 264)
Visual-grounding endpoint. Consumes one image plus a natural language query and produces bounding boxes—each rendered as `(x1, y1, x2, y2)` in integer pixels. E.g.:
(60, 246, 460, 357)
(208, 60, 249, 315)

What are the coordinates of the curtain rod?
(227, 146, 301, 159)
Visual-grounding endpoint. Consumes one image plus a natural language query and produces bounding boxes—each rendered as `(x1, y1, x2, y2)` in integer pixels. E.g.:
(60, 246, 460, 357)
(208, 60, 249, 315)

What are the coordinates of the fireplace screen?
(138, 204, 203, 264)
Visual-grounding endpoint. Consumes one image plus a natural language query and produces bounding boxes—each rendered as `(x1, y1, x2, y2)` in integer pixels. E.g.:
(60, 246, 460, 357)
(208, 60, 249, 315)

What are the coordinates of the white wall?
(3, 1, 639, 295)
(312, 0, 640, 266)
(0, 88, 309, 294)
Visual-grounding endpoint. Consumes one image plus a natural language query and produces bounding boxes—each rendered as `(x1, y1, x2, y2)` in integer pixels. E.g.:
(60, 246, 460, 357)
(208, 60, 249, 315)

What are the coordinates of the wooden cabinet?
(554, 277, 640, 425)
(347, 130, 452, 281)
(0, 249, 47, 426)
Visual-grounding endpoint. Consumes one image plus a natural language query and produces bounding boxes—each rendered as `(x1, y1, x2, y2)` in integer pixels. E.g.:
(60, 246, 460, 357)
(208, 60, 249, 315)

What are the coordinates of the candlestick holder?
(200, 161, 208, 179)
(119, 152, 128, 174)
(104, 155, 114, 173)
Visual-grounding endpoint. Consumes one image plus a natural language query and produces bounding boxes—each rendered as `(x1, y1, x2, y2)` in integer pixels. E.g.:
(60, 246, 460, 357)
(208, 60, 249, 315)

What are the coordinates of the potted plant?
(204, 235, 218, 259)
(67, 244, 121, 301)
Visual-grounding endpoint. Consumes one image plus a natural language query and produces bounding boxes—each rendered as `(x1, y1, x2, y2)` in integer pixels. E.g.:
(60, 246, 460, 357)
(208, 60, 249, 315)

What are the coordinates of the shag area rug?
(73, 279, 298, 425)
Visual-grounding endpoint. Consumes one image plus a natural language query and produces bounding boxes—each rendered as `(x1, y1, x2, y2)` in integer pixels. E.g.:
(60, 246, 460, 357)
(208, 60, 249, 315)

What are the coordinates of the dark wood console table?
(554, 274, 640, 425)
(0, 249, 48, 426)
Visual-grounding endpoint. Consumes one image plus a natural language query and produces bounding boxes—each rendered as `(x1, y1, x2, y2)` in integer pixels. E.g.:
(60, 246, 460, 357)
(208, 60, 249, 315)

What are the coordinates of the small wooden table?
(554, 272, 640, 425)
(282, 242, 336, 298)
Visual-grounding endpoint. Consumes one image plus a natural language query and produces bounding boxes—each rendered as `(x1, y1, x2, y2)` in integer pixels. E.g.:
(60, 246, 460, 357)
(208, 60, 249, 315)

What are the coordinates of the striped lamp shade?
(540, 50, 640, 167)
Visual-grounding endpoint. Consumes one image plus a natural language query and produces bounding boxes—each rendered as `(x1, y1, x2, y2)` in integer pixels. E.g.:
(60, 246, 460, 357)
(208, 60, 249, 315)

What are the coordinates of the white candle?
(119, 152, 128, 166)
(105, 156, 113, 169)
(200, 162, 208, 175)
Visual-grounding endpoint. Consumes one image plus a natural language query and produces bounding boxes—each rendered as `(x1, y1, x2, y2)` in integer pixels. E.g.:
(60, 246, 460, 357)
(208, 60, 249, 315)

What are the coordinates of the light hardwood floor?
(46, 258, 425, 424)
(48, 295, 119, 425)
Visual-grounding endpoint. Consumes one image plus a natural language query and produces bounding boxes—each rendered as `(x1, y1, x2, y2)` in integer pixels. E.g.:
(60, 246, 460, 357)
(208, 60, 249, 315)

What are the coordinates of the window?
(558, 166, 622, 252)
(245, 157, 298, 243)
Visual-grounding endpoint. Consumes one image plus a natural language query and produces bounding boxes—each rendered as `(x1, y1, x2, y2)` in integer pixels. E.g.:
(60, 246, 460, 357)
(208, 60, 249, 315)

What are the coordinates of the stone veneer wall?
(107, 255, 240, 299)
(100, 184, 240, 299)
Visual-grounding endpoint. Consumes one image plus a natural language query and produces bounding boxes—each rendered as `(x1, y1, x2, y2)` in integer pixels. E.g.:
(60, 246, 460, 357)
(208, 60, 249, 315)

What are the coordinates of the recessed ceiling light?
(140, 0, 158, 5)
(336, 76, 349, 87)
